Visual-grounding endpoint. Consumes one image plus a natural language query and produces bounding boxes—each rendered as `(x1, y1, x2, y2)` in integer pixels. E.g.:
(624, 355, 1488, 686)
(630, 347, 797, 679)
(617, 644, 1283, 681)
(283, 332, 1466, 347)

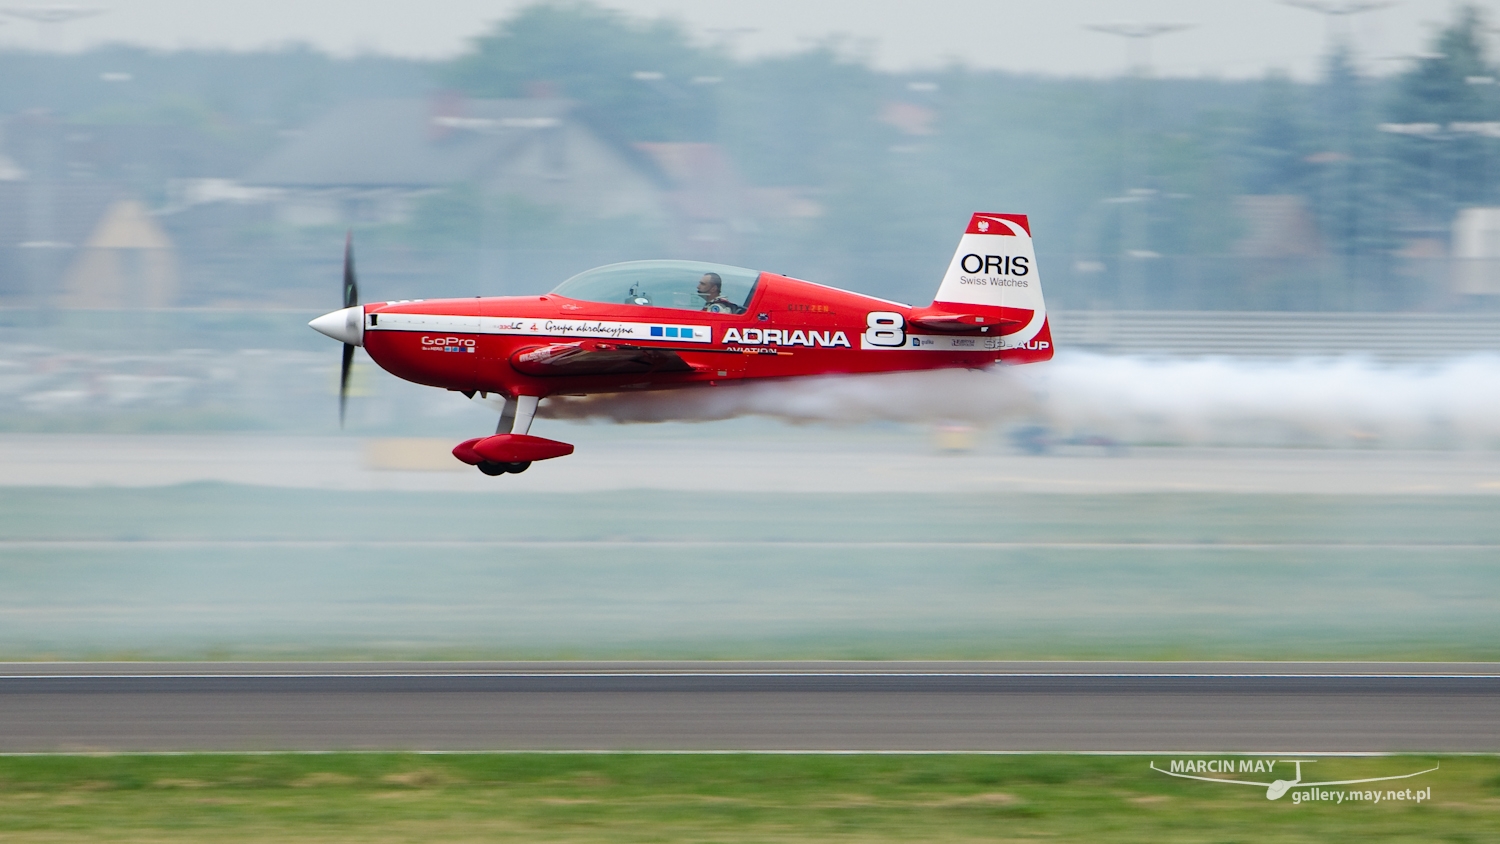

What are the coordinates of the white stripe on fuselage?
(369, 312, 713, 343)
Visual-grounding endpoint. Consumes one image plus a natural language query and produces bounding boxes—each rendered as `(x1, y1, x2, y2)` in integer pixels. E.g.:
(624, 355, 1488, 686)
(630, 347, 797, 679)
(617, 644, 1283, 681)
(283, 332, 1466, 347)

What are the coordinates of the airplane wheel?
(477, 461, 531, 476)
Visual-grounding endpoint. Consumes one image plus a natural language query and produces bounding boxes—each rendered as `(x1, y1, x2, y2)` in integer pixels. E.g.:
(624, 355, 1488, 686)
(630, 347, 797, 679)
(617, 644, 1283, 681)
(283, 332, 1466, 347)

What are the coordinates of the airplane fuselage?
(361, 271, 1052, 401)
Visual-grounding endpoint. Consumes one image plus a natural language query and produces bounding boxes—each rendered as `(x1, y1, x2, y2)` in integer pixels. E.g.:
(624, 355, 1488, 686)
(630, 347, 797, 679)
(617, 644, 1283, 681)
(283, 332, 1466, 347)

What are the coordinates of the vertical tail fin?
(929, 212, 1051, 362)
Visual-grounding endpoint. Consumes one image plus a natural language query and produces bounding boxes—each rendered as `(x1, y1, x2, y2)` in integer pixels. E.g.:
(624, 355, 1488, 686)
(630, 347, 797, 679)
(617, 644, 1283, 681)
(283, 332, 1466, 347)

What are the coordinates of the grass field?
(0, 753, 1492, 842)
(1, 485, 1497, 661)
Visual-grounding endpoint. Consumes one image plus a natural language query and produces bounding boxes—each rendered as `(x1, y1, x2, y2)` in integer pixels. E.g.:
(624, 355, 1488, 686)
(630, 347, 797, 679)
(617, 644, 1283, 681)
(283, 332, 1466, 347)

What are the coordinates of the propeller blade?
(343, 231, 359, 309)
(339, 342, 355, 427)
(340, 232, 359, 427)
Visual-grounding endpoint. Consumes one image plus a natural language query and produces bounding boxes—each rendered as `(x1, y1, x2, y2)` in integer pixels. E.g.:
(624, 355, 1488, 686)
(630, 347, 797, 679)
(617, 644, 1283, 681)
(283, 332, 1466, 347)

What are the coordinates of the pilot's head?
(697, 272, 722, 301)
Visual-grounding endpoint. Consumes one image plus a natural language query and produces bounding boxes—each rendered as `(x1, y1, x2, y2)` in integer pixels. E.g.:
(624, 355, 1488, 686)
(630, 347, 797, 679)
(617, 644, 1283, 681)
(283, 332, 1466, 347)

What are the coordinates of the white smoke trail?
(542, 353, 1500, 448)
(1035, 353, 1500, 448)
(543, 367, 1038, 425)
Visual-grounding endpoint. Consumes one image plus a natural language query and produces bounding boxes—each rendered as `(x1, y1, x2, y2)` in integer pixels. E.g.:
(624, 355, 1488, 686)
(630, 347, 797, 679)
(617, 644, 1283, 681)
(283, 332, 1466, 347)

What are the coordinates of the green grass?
(0, 753, 1492, 842)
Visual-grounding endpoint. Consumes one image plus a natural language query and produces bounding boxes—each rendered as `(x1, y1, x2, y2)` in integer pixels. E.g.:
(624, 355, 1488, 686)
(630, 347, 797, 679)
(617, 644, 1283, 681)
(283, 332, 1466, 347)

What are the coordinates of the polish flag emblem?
(966, 213, 1029, 236)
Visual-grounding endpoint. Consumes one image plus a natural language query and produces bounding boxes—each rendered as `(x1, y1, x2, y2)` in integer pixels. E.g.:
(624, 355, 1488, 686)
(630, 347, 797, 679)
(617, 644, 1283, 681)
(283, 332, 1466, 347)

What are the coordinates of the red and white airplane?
(310, 212, 1054, 475)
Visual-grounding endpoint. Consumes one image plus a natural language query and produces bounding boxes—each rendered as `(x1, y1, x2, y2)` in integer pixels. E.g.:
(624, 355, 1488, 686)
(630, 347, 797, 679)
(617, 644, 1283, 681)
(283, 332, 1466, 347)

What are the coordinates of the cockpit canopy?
(551, 260, 760, 313)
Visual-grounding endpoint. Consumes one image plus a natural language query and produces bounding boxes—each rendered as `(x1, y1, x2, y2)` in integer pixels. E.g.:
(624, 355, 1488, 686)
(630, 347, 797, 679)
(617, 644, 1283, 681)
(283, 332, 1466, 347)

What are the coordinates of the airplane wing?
(510, 340, 696, 377)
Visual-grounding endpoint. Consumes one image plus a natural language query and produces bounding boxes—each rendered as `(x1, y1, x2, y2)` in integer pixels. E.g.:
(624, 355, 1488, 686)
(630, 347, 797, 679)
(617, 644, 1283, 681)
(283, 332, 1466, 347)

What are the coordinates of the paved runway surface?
(5, 434, 1500, 494)
(2, 662, 1496, 753)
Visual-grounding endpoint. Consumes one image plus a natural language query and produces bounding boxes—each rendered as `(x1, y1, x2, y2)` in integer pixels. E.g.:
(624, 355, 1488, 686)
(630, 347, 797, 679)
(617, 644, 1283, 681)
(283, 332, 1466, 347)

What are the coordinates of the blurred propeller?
(339, 232, 358, 427)
(343, 232, 359, 309)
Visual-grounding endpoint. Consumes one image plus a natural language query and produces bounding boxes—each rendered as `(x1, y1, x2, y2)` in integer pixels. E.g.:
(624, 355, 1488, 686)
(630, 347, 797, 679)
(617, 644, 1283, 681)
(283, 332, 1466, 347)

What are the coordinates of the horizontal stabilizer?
(907, 307, 1024, 334)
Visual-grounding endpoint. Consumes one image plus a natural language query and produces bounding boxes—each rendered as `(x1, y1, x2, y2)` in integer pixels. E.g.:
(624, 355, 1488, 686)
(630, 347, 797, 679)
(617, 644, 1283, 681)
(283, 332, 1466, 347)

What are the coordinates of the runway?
(2, 662, 1496, 753)
(5, 434, 1500, 494)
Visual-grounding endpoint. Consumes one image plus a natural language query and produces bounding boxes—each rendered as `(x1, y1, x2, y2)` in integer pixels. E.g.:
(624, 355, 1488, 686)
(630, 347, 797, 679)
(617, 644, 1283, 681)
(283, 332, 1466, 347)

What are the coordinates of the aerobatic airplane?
(309, 212, 1054, 476)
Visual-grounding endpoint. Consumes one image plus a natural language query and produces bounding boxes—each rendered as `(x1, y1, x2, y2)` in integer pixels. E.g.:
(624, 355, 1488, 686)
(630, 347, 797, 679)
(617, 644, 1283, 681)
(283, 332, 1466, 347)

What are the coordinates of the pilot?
(697, 272, 744, 314)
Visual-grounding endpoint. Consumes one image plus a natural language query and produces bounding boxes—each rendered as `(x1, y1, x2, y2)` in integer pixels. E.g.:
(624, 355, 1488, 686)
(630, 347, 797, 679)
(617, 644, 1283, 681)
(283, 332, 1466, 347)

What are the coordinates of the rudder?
(932, 213, 1050, 362)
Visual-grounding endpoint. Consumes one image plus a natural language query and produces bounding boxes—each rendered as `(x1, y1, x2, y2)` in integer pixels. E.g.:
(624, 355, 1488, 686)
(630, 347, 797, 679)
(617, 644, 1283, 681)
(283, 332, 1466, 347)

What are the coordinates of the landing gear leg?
(510, 395, 538, 435)
(477, 393, 539, 435)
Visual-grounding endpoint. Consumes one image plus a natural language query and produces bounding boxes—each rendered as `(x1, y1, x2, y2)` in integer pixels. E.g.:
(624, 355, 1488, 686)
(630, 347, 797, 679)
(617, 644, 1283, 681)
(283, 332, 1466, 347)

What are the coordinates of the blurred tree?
(446, 1, 716, 142)
(1244, 71, 1316, 196)
(1152, 120, 1241, 252)
(717, 45, 904, 293)
(1313, 45, 1384, 307)
(1385, 4, 1500, 224)
(718, 44, 885, 188)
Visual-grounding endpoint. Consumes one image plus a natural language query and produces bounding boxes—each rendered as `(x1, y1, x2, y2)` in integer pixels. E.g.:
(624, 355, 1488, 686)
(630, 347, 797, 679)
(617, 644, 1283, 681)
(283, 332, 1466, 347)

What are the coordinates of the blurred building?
(0, 179, 130, 306)
(1233, 196, 1323, 258)
(634, 142, 749, 257)
(0, 111, 248, 307)
(244, 97, 670, 227)
(58, 199, 179, 308)
(1452, 208, 1500, 295)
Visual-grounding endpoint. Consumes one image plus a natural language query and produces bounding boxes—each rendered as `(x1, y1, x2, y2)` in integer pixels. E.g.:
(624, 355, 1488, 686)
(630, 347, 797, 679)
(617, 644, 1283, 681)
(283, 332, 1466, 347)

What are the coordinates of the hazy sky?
(0, 0, 1487, 79)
